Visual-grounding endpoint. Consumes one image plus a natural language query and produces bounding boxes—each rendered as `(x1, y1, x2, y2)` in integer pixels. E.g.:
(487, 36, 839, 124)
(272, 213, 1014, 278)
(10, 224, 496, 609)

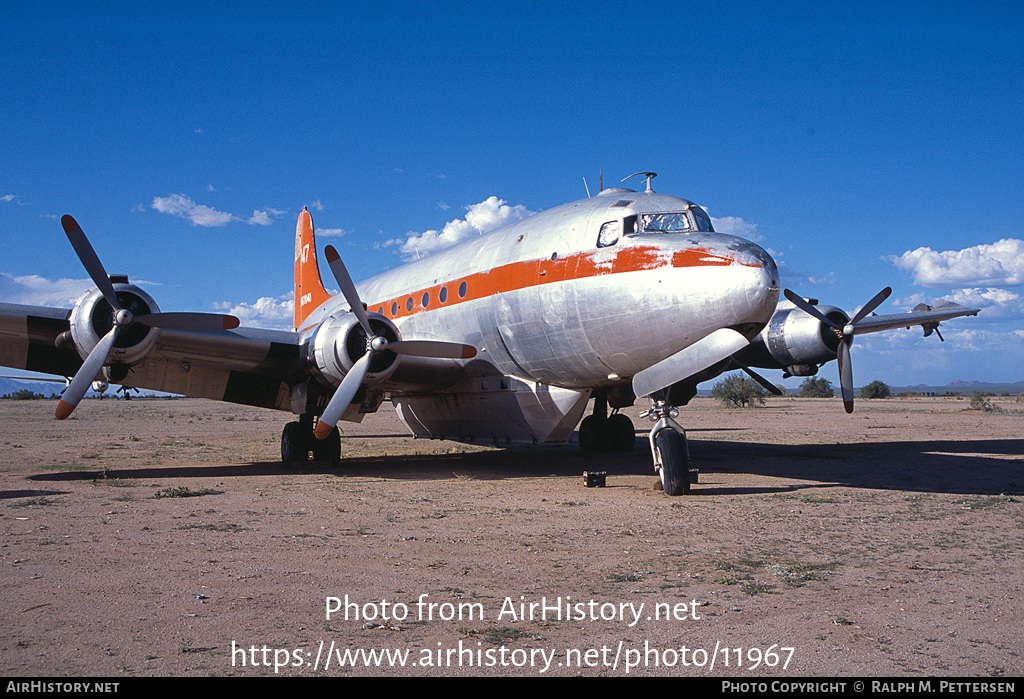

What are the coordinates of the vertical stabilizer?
(294, 207, 333, 330)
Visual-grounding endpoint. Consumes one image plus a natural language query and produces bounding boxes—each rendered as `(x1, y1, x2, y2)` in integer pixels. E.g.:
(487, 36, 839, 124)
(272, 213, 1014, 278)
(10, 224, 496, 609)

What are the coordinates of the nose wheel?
(641, 396, 694, 496)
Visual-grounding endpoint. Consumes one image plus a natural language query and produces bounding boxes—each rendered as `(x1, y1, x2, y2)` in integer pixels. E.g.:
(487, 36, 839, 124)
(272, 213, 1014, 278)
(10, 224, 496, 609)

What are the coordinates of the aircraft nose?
(735, 240, 780, 323)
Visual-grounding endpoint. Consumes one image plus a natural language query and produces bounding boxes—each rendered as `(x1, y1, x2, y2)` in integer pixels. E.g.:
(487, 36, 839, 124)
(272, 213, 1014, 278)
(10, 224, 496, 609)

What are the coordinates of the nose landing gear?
(640, 395, 694, 496)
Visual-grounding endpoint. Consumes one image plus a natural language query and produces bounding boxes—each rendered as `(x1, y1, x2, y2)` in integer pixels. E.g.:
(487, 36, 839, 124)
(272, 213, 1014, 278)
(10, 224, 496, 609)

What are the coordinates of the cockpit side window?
(597, 220, 621, 248)
(693, 211, 714, 232)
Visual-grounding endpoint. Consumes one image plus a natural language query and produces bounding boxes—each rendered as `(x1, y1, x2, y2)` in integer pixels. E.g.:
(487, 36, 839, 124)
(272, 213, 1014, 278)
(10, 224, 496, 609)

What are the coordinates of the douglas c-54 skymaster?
(0, 172, 979, 495)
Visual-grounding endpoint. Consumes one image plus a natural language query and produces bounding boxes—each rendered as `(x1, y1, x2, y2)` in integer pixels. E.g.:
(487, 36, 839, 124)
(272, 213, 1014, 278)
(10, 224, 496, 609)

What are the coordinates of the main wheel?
(655, 429, 690, 496)
(312, 425, 341, 466)
(578, 415, 609, 454)
(606, 413, 636, 453)
(281, 422, 310, 466)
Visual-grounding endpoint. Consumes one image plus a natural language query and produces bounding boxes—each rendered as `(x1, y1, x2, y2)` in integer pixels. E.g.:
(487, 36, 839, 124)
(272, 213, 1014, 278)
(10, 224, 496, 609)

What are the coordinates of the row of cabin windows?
(380, 280, 469, 317)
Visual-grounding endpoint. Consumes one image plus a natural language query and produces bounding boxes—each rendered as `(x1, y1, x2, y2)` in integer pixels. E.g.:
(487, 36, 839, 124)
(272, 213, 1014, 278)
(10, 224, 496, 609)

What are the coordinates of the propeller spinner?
(55, 216, 240, 420)
(783, 287, 892, 413)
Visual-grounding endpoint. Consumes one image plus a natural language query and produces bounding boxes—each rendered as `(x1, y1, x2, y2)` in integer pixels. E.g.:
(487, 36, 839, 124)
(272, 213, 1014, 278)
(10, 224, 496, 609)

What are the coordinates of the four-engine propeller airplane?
(0, 172, 979, 495)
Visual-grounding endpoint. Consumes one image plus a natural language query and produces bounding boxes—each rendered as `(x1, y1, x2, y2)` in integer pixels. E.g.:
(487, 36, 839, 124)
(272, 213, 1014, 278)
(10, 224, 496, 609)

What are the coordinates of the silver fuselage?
(302, 187, 780, 394)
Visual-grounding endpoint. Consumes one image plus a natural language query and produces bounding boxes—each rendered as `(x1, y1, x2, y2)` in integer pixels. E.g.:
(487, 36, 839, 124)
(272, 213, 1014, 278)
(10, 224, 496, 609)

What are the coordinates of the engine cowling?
(762, 304, 850, 374)
(310, 310, 402, 389)
(66, 277, 162, 374)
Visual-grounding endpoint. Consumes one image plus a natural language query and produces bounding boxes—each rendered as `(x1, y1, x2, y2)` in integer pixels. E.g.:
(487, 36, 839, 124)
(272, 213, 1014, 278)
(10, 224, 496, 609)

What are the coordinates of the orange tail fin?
(294, 207, 333, 330)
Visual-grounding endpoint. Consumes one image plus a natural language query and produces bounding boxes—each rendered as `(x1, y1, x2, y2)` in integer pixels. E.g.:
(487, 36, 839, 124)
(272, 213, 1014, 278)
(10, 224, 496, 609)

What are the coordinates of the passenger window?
(598, 220, 621, 248)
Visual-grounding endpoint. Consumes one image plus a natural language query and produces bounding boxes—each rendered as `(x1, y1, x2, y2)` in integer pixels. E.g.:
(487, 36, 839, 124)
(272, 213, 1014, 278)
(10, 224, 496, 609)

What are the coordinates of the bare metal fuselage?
(297, 188, 780, 443)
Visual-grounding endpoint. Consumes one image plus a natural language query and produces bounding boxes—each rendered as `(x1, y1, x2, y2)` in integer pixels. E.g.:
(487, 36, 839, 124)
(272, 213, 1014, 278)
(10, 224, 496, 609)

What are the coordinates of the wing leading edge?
(0, 302, 303, 410)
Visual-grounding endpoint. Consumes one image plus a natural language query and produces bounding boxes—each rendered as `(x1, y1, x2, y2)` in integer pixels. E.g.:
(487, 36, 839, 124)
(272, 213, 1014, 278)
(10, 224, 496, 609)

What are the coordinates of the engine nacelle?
(763, 304, 849, 370)
(310, 310, 401, 389)
(66, 277, 162, 372)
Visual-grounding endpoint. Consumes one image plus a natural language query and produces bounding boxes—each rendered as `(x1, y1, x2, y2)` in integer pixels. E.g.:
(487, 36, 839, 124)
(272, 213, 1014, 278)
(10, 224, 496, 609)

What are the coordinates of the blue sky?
(2, 1, 1022, 388)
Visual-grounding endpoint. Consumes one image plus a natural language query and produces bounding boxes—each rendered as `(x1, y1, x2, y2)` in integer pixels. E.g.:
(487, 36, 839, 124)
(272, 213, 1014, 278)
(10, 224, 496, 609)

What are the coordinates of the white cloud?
(711, 215, 762, 242)
(0, 272, 93, 307)
(317, 228, 348, 238)
(889, 238, 1024, 288)
(214, 294, 294, 330)
(152, 194, 237, 227)
(398, 196, 533, 260)
(152, 195, 287, 228)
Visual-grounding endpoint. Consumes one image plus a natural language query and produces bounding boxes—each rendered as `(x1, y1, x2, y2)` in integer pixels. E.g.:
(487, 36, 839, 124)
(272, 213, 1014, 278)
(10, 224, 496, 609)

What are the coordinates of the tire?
(312, 426, 341, 466)
(281, 422, 310, 466)
(656, 429, 690, 496)
(606, 413, 636, 453)
(578, 415, 608, 454)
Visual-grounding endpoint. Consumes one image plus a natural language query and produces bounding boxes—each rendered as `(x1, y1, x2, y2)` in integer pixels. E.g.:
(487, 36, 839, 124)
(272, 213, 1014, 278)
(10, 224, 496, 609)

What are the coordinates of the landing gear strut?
(640, 393, 693, 496)
(281, 414, 340, 467)
(579, 391, 636, 454)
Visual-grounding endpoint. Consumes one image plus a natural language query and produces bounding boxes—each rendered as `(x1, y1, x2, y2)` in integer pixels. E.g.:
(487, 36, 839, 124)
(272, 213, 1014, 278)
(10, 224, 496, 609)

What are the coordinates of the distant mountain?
(949, 379, 1024, 387)
(0, 377, 66, 398)
(891, 380, 1024, 395)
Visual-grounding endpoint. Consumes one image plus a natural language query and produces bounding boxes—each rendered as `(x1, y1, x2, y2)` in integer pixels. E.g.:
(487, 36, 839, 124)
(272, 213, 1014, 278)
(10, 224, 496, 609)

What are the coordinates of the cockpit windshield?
(641, 213, 690, 233)
(640, 211, 715, 234)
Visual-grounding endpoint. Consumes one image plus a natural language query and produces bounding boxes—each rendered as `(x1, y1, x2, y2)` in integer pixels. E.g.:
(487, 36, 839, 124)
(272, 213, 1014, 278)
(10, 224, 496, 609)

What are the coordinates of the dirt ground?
(1, 394, 1022, 677)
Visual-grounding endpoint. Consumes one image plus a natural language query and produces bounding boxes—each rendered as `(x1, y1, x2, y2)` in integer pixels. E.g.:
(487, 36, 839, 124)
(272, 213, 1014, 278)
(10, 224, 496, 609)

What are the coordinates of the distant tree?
(10, 389, 44, 400)
(969, 390, 1000, 413)
(799, 376, 834, 398)
(860, 381, 892, 399)
(712, 374, 766, 408)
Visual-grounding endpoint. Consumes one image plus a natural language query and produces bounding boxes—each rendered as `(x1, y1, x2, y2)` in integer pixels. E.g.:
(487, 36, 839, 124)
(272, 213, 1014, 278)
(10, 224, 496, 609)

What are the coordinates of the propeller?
(783, 286, 892, 413)
(314, 245, 476, 439)
(55, 215, 240, 420)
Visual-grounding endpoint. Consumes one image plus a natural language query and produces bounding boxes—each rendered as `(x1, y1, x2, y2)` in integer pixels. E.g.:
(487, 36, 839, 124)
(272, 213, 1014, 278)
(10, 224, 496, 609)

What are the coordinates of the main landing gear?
(640, 393, 694, 496)
(578, 392, 636, 455)
(281, 414, 341, 467)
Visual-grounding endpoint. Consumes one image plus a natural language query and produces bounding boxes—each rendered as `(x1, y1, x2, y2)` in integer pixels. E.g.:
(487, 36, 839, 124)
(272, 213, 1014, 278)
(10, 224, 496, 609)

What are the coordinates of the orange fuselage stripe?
(363, 244, 750, 322)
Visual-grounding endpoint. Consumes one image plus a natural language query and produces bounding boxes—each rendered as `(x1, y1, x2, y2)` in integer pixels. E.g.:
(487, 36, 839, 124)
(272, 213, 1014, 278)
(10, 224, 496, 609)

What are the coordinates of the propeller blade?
(323, 245, 371, 336)
(61, 215, 121, 312)
(848, 287, 892, 328)
(785, 286, 895, 414)
(135, 312, 240, 331)
(56, 325, 119, 420)
(740, 365, 784, 395)
(314, 352, 371, 440)
(387, 339, 477, 359)
(783, 289, 842, 331)
(837, 338, 854, 413)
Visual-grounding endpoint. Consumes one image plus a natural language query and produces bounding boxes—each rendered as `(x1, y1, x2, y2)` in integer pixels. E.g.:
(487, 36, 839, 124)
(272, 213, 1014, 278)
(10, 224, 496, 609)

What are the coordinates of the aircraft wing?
(850, 300, 980, 337)
(0, 302, 302, 410)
